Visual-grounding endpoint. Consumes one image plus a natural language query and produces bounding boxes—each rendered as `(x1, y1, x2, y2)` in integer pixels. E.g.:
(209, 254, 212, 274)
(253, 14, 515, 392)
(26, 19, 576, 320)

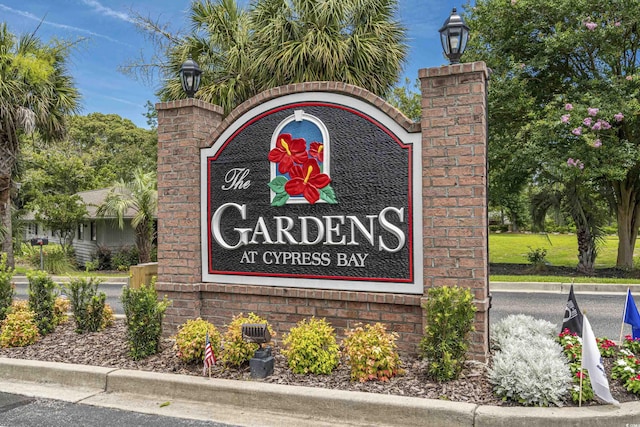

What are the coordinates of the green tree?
(65, 113, 157, 183)
(29, 194, 88, 255)
(143, 101, 157, 129)
(98, 170, 157, 264)
(386, 78, 421, 122)
(466, 0, 640, 268)
(0, 23, 80, 266)
(128, 0, 407, 114)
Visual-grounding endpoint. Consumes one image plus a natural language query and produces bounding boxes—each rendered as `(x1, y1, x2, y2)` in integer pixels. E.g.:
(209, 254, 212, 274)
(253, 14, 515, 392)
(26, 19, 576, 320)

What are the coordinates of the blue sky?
(1, 0, 467, 128)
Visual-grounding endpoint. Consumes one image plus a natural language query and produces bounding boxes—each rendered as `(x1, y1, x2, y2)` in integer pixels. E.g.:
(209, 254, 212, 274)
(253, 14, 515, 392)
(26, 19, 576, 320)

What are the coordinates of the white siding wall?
(22, 219, 138, 267)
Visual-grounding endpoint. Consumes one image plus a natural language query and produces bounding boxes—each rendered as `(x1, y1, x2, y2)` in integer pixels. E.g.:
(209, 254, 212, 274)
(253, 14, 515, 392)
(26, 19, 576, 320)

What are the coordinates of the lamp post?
(439, 8, 470, 65)
(180, 55, 202, 98)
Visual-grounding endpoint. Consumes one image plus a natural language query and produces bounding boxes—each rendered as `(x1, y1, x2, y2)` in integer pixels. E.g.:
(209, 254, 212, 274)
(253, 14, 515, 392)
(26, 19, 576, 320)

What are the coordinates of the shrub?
(26, 270, 58, 335)
(9, 299, 29, 314)
(220, 312, 275, 367)
(419, 286, 476, 382)
(0, 309, 40, 347)
(489, 339, 571, 406)
(94, 245, 112, 271)
(0, 252, 14, 322)
(101, 304, 115, 329)
(282, 317, 339, 375)
(84, 259, 99, 272)
(491, 314, 556, 350)
(490, 315, 572, 406)
(174, 318, 222, 364)
(22, 243, 75, 274)
(53, 296, 70, 326)
(121, 280, 170, 360)
(342, 322, 403, 382)
(525, 246, 548, 271)
(112, 246, 139, 270)
(65, 277, 107, 333)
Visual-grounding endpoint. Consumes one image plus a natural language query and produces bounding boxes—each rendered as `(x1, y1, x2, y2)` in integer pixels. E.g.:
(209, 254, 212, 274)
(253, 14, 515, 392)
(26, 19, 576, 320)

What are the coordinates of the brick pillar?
(156, 99, 224, 333)
(419, 62, 490, 362)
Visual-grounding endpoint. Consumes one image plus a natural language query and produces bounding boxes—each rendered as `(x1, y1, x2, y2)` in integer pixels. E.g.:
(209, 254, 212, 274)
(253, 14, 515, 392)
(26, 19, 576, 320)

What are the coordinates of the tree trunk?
(613, 179, 640, 269)
(0, 174, 14, 267)
(576, 227, 596, 275)
(135, 222, 152, 264)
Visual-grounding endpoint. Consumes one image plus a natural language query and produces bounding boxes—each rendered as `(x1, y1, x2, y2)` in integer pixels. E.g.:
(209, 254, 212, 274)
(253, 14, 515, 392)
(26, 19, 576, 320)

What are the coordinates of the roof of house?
(22, 188, 157, 221)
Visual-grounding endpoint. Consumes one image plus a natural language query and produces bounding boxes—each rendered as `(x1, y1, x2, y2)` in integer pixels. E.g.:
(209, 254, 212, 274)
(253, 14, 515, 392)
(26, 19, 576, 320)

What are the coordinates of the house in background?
(23, 188, 154, 267)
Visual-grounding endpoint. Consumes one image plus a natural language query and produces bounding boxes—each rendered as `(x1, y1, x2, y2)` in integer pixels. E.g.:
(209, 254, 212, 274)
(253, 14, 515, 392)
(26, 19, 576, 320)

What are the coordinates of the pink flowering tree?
(465, 0, 640, 269)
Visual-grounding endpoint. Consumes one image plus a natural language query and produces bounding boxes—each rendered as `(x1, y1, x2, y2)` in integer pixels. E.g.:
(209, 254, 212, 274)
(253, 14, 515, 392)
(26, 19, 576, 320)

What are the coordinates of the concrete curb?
(1, 358, 639, 426)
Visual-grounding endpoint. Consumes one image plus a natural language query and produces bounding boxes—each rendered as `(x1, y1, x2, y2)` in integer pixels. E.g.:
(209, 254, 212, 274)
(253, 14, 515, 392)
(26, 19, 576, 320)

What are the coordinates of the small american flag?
(203, 331, 216, 376)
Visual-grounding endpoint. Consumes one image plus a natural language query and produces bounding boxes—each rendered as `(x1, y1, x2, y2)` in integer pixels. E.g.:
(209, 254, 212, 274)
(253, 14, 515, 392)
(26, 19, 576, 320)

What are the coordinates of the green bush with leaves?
(21, 243, 75, 274)
(112, 246, 139, 271)
(342, 322, 403, 382)
(65, 277, 107, 333)
(0, 252, 14, 322)
(121, 280, 170, 360)
(282, 317, 339, 375)
(419, 286, 476, 382)
(221, 312, 275, 367)
(27, 270, 58, 335)
(0, 309, 40, 348)
(174, 318, 222, 364)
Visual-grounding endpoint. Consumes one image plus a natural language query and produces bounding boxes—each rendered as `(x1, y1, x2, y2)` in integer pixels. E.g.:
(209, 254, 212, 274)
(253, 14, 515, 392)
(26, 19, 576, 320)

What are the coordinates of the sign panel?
(201, 92, 422, 293)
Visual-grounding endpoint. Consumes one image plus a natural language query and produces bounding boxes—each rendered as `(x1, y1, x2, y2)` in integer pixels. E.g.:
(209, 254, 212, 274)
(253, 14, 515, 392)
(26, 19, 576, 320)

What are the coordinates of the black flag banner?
(561, 284, 583, 335)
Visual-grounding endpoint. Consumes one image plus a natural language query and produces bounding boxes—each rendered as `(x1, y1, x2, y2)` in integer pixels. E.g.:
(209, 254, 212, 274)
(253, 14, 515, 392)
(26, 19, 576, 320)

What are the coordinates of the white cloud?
(80, 0, 135, 23)
(0, 3, 129, 45)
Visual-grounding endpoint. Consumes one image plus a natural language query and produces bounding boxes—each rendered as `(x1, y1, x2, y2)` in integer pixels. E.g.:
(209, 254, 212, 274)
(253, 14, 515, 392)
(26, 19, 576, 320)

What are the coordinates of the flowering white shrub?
(489, 314, 571, 406)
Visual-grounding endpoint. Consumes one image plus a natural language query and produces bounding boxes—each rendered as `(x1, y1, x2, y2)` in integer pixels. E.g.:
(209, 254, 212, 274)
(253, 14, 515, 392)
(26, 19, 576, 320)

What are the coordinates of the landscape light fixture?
(241, 323, 274, 378)
(180, 55, 201, 98)
(439, 8, 470, 65)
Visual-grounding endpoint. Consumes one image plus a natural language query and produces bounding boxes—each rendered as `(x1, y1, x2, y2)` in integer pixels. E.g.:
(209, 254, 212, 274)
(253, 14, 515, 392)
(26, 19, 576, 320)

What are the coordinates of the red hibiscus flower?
(284, 158, 331, 204)
(309, 141, 324, 163)
(268, 133, 308, 174)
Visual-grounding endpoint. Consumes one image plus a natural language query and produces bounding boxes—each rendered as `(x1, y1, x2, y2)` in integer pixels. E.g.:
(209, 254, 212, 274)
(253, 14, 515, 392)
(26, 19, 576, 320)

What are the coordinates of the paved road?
(490, 290, 630, 339)
(14, 281, 125, 313)
(0, 392, 235, 427)
(14, 281, 635, 339)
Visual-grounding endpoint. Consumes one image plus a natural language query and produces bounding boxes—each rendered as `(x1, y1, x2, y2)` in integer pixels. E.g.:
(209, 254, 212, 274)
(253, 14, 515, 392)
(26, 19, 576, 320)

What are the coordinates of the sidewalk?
(0, 357, 638, 427)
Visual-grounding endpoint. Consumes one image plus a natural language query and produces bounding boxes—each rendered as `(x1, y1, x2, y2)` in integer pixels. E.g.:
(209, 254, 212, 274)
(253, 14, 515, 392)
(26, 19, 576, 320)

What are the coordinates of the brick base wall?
(155, 282, 423, 353)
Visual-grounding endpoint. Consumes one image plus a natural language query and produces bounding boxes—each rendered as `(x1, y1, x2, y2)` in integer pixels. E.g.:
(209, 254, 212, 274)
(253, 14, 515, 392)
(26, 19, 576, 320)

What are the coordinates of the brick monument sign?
(156, 62, 490, 360)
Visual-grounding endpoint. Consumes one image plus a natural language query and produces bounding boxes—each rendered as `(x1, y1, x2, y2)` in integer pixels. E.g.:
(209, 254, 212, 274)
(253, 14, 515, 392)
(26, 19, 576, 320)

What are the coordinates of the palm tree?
(131, 0, 407, 114)
(98, 170, 158, 264)
(250, 0, 407, 97)
(531, 178, 608, 275)
(0, 23, 80, 266)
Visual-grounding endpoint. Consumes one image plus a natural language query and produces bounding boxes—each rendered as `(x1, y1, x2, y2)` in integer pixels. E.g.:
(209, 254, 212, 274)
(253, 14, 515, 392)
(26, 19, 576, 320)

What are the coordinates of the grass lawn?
(489, 233, 625, 268)
(489, 233, 640, 283)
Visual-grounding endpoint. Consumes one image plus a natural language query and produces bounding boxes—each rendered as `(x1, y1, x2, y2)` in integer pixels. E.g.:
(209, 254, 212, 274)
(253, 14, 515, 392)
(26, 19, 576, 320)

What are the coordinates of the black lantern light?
(439, 8, 470, 65)
(180, 55, 202, 98)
